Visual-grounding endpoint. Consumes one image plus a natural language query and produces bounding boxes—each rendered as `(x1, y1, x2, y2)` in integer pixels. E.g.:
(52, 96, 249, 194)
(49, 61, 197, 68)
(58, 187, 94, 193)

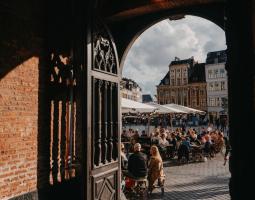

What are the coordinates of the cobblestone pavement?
(149, 154, 231, 200)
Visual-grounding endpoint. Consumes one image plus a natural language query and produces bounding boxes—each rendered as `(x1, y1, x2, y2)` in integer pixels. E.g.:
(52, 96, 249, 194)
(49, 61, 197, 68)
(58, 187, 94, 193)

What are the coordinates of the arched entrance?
(87, 1, 254, 199)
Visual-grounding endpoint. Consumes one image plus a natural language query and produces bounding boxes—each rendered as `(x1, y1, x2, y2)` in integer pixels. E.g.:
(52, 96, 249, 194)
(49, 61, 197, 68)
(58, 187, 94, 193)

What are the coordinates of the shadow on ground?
(149, 176, 230, 200)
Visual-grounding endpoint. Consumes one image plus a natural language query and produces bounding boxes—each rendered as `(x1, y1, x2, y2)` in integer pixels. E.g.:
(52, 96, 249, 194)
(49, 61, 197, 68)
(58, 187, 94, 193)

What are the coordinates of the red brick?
(0, 56, 39, 199)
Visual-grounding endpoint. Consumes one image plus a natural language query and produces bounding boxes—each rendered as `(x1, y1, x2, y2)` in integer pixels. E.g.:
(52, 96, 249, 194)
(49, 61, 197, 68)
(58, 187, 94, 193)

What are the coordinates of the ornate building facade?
(157, 57, 207, 111)
(205, 50, 228, 122)
(120, 77, 142, 102)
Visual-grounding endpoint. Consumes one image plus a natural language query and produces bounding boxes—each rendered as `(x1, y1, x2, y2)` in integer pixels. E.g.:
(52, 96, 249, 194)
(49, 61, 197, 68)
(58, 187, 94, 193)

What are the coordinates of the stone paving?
(149, 154, 231, 200)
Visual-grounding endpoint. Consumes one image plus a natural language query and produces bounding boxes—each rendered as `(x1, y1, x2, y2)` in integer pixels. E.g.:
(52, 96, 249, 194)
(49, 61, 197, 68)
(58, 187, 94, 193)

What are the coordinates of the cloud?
(122, 15, 227, 96)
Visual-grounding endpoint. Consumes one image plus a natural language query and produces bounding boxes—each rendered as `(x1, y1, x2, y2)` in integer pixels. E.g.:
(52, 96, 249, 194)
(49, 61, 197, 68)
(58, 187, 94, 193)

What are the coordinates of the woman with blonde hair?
(148, 145, 165, 193)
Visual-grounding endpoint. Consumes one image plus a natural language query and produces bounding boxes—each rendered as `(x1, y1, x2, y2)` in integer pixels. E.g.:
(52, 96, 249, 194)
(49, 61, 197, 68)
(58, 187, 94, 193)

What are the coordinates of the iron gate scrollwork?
(93, 21, 118, 74)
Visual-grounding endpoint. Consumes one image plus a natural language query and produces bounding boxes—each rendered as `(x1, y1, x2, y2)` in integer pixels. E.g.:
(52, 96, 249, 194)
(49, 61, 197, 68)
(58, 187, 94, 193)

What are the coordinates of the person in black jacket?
(127, 143, 148, 178)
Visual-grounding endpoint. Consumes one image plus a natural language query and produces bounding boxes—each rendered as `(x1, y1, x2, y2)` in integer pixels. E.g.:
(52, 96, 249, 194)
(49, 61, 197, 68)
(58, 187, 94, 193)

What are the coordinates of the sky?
(122, 15, 227, 97)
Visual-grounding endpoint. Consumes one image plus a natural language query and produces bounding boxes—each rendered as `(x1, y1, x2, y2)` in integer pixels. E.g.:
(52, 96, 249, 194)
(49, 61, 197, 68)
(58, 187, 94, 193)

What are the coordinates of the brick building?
(157, 57, 207, 111)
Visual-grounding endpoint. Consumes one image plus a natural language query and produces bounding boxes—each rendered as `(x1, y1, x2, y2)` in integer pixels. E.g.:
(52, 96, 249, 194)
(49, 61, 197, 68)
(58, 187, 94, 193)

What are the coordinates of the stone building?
(205, 50, 228, 122)
(157, 57, 207, 111)
(120, 77, 142, 102)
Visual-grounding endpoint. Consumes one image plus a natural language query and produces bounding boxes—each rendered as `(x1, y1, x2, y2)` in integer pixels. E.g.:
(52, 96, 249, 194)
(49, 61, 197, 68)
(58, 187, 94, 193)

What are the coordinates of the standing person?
(216, 118, 220, 130)
(223, 136, 231, 166)
(148, 145, 165, 193)
(220, 117, 227, 132)
(181, 120, 186, 133)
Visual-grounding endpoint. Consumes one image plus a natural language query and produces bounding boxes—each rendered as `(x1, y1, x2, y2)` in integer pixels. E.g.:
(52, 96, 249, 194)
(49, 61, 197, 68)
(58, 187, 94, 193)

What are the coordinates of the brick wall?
(0, 57, 39, 199)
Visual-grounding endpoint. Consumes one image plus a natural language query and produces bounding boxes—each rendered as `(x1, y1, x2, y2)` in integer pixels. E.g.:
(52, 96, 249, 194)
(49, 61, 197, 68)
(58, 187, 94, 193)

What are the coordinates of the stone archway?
(99, 1, 254, 199)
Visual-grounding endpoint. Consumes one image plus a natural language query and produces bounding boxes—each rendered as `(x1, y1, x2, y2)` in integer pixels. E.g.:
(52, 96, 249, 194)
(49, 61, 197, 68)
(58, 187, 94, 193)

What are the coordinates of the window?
(221, 81, 226, 90)
(220, 69, 225, 78)
(177, 78, 181, 85)
(159, 91, 163, 98)
(202, 99, 207, 107)
(217, 97, 221, 106)
(215, 82, 219, 91)
(209, 83, 214, 91)
(176, 69, 181, 78)
(208, 70, 213, 78)
(191, 89, 195, 95)
(209, 98, 215, 106)
(183, 78, 187, 84)
(214, 69, 219, 78)
(171, 79, 175, 85)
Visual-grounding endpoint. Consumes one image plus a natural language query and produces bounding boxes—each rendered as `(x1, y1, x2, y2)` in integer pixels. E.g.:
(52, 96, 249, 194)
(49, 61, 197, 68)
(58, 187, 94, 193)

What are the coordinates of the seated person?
(177, 136, 191, 162)
(125, 143, 148, 179)
(132, 130, 140, 142)
(127, 129, 135, 138)
(128, 138, 137, 154)
(158, 133, 170, 158)
(121, 143, 128, 170)
(168, 133, 177, 158)
(148, 145, 165, 192)
(121, 129, 128, 138)
(140, 130, 148, 137)
(158, 133, 169, 148)
(151, 131, 161, 145)
(170, 133, 177, 149)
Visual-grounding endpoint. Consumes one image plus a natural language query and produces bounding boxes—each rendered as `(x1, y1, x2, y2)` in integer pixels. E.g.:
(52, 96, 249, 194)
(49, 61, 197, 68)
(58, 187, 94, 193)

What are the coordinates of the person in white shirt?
(158, 133, 170, 159)
(159, 133, 169, 148)
(151, 131, 161, 145)
(207, 123, 213, 133)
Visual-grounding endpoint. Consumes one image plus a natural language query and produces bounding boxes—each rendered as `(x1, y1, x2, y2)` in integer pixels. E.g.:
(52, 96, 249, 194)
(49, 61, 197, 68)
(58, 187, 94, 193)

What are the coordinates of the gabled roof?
(206, 50, 227, 64)
(158, 71, 169, 86)
(170, 58, 194, 66)
(189, 63, 206, 83)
